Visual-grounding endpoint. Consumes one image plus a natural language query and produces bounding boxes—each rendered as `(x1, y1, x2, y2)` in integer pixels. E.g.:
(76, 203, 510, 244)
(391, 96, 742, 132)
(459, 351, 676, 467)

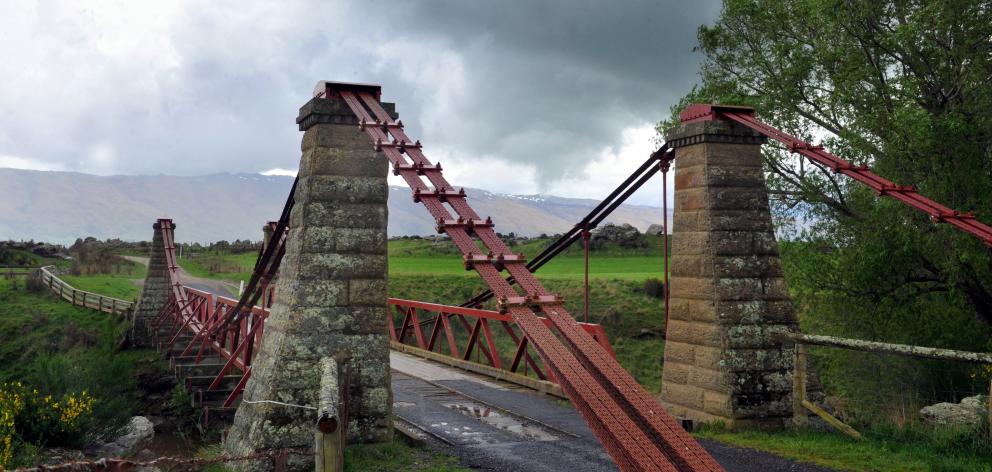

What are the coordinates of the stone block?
(722, 348, 792, 372)
(670, 254, 713, 278)
(296, 202, 387, 230)
(666, 320, 722, 347)
(299, 146, 387, 178)
(294, 253, 387, 280)
(709, 210, 775, 232)
(692, 345, 725, 371)
(674, 164, 706, 190)
(669, 276, 714, 300)
(713, 255, 782, 278)
(705, 165, 765, 188)
(274, 279, 348, 307)
(301, 175, 388, 204)
(663, 361, 691, 384)
(349, 279, 387, 306)
(675, 187, 709, 212)
(660, 382, 705, 410)
(662, 341, 695, 365)
(689, 366, 728, 391)
(672, 231, 709, 256)
(703, 390, 732, 417)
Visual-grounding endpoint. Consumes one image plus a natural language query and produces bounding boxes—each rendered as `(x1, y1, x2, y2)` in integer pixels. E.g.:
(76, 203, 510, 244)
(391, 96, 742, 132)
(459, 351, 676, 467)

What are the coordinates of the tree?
(669, 0, 992, 328)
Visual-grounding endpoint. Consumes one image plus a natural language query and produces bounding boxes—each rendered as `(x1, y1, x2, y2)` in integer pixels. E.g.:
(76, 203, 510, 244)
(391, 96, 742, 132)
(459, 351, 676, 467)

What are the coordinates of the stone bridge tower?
(660, 105, 800, 429)
(225, 83, 393, 469)
(131, 221, 171, 347)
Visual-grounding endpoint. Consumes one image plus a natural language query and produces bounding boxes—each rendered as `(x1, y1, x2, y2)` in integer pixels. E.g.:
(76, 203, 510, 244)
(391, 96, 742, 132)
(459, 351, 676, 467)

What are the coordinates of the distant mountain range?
(0, 168, 669, 244)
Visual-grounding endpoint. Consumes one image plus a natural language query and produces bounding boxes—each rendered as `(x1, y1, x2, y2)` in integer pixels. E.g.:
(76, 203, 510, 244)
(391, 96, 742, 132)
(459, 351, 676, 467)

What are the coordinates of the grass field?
(180, 236, 669, 282)
(60, 259, 147, 301)
(695, 423, 992, 472)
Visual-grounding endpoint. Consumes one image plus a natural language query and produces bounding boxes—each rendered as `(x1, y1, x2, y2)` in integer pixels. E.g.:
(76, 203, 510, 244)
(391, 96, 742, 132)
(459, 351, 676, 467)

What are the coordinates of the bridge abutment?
(131, 221, 171, 347)
(660, 112, 799, 429)
(225, 93, 393, 469)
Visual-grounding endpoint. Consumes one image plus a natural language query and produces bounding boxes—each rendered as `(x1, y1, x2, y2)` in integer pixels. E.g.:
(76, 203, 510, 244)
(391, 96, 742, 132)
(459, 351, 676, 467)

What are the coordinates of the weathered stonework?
(225, 96, 393, 470)
(660, 118, 800, 429)
(130, 222, 171, 347)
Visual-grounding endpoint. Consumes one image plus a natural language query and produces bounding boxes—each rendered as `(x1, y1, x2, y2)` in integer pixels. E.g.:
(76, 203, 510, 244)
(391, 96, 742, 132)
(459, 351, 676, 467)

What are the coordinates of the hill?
(0, 168, 668, 243)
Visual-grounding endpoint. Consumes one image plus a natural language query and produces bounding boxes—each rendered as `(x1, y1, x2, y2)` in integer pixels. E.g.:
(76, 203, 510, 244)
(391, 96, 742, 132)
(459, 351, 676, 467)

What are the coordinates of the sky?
(0, 0, 721, 207)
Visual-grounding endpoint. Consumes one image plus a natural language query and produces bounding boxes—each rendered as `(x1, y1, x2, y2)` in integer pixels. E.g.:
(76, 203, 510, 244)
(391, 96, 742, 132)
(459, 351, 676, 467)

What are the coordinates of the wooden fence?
(38, 265, 134, 317)
(778, 331, 992, 439)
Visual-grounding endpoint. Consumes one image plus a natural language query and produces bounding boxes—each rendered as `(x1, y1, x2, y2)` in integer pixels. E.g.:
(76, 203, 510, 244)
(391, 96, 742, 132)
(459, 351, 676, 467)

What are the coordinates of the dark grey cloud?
(0, 0, 719, 202)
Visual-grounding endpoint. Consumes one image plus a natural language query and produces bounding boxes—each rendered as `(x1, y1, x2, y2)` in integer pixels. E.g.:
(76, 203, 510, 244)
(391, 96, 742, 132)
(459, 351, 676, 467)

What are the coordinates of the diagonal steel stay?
(461, 148, 674, 308)
(681, 104, 992, 246)
(328, 83, 722, 471)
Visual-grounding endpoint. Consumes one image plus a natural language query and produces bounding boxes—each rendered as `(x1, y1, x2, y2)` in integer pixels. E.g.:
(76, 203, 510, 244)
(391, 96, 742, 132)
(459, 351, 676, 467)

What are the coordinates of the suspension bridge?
(88, 82, 992, 471)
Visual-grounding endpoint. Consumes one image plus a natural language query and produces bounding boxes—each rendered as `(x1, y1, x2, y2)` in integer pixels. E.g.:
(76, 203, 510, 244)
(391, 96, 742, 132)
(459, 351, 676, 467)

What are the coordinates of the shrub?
(643, 278, 665, 299)
(24, 269, 45, 293)
(25, 351, 137, 444)
(0, 382, 96, 469)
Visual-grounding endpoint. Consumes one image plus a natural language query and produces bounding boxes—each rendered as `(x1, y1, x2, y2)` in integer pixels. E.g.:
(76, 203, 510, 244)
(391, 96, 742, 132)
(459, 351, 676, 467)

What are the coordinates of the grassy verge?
(178, 252, 255, 282)
(344, 439, 470, 471)
(58, 253, 147, 301)
(694, 423, 992, 472)
(0, 277, 169, 467)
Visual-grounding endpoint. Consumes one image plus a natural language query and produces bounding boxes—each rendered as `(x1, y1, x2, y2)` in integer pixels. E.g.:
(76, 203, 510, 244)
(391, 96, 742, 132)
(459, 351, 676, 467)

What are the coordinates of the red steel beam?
(682, 104, 992, 246)
(328, 82, 721, 471)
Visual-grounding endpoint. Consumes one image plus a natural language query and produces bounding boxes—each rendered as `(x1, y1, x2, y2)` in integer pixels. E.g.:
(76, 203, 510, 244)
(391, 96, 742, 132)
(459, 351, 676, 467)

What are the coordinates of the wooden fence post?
(315, 356, 348, 472)
(792, 343, 808, 428)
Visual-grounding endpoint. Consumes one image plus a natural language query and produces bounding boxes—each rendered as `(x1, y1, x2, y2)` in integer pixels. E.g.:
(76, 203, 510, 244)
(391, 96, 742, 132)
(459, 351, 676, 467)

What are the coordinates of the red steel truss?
(388, 298, 613, 382)
(328, 82, 723, 472)
(682, 104, 992, 246)
(150, 218, 281, 418)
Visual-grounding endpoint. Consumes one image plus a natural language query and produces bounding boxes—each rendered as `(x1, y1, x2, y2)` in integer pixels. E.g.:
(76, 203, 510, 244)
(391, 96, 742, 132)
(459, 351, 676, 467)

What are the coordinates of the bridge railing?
(152, 285, 272, 409)
(38, 265, 133, 317)
(388, 298, 614, 390)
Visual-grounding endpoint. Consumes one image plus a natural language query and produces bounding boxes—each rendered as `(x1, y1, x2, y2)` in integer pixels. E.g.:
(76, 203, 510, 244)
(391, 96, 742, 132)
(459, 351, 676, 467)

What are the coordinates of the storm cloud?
(0, 0, 719, 205)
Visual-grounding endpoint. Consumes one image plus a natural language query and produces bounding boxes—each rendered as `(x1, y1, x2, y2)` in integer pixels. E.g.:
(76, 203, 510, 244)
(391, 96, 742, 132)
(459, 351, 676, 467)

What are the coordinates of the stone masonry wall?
(130, 222, 171, 347)
(225, 96, 392, 470)
(660, 119, 799, 429)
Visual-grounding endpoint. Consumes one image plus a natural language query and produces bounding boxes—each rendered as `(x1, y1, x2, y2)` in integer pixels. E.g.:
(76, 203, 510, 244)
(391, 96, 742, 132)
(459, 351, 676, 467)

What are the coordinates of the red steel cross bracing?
(682, 104, 992, 246)
(328, 82, 723, 472)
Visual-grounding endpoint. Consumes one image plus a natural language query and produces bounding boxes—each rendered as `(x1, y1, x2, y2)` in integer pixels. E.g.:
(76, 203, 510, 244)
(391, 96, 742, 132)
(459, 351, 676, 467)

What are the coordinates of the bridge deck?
(390, 351, 831, 472)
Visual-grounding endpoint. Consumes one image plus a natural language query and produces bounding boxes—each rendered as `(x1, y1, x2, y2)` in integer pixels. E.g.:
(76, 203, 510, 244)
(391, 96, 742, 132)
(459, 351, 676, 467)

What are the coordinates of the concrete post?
(130, 221, 172, 346)
(659, 112, 799, 429)
(225, 89, 393, 470)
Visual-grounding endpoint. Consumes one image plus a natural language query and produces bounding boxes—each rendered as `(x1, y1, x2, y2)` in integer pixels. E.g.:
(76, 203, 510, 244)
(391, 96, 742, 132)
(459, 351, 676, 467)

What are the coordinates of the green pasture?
(179, 236, 669, 282)
(60, 259, 147, 301)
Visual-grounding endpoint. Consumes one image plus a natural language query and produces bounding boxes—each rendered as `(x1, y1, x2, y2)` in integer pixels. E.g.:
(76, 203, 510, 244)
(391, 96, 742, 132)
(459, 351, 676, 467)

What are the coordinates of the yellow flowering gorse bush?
(0, 382, 96, 469)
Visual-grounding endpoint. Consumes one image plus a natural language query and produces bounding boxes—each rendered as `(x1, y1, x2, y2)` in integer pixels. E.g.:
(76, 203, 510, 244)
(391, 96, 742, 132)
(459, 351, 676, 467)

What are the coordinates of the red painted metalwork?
(461, 147, 672, 309)
(151, 215, 289, 415)
(388, 297, 614, 379)
(684, 104, 992, 246)
(329, 83, 722, 471)
(582, 226, 590, 324)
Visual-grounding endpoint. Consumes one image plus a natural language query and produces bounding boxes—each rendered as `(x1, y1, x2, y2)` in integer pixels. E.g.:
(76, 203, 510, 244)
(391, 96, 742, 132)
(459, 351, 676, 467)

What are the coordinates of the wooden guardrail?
(777, 331, 992, 439)
(38, 265, 133, 317)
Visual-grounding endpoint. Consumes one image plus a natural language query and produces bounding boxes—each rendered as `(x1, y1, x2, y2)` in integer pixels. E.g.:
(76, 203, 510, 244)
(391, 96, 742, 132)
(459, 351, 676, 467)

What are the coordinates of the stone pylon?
(225, 86, 393, 470)
(130, 221, 172, 347)
(660, 106, 799, 429)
